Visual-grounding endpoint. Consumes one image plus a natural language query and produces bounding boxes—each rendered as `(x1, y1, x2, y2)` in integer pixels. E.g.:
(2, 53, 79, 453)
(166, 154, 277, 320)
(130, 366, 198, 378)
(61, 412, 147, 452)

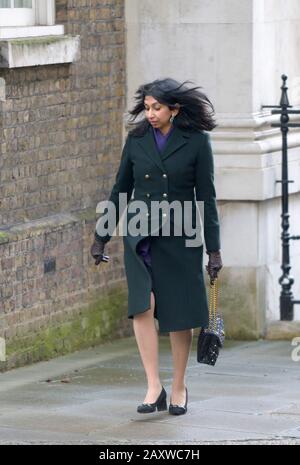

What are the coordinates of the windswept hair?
(126, 78, 217, 136)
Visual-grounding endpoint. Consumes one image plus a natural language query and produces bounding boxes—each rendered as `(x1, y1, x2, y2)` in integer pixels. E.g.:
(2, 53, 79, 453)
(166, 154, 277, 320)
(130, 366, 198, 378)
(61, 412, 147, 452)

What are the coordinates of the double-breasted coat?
(95, 123, 221, 333)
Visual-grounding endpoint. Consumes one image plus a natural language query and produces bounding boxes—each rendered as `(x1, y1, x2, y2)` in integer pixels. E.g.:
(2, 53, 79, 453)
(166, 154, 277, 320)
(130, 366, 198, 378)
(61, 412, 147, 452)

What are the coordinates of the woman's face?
(143, 95, 178, 132)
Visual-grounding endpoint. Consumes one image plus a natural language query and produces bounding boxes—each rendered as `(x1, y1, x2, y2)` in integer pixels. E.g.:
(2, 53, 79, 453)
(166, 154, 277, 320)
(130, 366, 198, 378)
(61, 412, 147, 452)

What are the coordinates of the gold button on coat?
(145, 174, 150, 179)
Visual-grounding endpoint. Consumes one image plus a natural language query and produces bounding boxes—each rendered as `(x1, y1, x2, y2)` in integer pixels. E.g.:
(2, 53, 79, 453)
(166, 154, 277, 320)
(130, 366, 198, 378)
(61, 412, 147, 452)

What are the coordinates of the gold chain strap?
(208, 278, 219, 331)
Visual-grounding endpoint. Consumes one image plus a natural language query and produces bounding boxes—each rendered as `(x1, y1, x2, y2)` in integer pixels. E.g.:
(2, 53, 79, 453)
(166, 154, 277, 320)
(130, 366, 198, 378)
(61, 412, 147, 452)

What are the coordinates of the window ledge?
(0, 34, 80, 68)
(0, 25, 64, 40)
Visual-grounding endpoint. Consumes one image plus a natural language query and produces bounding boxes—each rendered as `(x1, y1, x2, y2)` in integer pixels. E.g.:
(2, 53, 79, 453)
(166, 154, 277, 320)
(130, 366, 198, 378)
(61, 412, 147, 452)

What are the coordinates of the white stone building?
(125, 0, 300, 339)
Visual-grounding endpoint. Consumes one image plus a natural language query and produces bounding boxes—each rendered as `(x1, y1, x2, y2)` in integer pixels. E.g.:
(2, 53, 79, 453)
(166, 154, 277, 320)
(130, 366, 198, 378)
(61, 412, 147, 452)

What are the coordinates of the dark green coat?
(95, 124, 221, 333)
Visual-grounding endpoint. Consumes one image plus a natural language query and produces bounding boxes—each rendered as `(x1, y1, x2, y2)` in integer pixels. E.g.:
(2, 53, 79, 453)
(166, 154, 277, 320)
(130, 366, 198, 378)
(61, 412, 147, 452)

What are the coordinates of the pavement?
(0, 336, 300, 445)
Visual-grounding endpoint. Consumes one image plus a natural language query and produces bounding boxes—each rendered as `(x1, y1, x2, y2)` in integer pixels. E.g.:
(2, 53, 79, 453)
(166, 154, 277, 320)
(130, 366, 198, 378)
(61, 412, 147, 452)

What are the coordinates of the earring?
(170, 114, 175, 123)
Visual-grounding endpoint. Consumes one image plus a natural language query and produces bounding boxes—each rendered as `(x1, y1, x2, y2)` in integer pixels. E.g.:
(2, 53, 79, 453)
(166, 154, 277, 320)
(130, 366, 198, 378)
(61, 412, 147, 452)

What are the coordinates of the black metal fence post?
(262, 74, 300, 320)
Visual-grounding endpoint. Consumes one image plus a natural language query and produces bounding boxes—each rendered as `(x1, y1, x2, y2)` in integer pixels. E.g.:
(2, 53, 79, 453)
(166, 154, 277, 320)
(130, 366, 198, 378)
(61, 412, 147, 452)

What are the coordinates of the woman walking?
(90, 78, 223, 415)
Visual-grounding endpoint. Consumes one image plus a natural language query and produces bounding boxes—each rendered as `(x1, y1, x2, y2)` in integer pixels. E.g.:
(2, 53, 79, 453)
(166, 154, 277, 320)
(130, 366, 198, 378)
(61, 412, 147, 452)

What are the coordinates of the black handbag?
(197, 278, 225, 366)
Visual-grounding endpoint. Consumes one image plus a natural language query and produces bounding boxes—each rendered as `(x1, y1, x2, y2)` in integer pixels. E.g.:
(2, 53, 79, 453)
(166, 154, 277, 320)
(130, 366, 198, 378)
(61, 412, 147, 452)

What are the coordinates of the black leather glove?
(206, 250, 223, 284)
(90, 234, 109, 265)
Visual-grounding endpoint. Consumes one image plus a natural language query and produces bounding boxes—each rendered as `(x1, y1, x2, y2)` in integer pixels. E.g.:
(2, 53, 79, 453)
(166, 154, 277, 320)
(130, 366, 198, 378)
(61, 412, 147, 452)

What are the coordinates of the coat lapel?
(136, 124, 191, 172)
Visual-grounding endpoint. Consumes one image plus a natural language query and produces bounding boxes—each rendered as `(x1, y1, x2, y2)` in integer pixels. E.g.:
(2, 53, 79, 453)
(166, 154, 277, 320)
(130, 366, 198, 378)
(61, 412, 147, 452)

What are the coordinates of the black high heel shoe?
(137, 386, 167, 413)
(169, 387, 188, 415)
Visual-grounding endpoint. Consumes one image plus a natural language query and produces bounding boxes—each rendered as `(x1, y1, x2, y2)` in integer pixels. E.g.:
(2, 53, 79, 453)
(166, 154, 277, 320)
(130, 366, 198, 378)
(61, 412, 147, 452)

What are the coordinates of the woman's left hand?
(206, 250, 223, 284)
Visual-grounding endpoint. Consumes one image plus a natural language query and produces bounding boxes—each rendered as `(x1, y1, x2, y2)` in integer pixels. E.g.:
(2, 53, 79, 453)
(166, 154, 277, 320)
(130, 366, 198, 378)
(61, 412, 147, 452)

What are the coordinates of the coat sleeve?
(95, 134, 134, 243)
(195, 132, 221, 253)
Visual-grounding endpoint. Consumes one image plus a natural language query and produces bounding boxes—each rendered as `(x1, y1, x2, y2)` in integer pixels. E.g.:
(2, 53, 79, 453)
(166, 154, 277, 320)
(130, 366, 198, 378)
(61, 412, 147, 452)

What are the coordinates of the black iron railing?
(262, 74, 300, 321)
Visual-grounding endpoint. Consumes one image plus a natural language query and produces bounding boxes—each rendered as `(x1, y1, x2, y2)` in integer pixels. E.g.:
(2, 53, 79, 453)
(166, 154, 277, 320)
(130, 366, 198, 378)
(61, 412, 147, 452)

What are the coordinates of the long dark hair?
(126, 78, 217, 136)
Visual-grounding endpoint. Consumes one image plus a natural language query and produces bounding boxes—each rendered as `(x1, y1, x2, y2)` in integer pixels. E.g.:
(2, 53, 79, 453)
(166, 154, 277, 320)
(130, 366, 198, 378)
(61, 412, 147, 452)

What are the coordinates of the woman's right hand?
(90, 235, 109, 265)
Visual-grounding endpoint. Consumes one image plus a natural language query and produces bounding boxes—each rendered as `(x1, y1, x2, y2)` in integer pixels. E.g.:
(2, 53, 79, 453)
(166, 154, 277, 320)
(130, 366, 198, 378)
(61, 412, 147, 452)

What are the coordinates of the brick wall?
(0, 0, 131, 371)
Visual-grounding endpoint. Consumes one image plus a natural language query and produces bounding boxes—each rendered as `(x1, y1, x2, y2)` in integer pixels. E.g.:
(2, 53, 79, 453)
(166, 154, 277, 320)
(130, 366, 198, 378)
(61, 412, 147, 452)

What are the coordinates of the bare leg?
(169, 328, 193, 405)
(133, 291, 163, 403)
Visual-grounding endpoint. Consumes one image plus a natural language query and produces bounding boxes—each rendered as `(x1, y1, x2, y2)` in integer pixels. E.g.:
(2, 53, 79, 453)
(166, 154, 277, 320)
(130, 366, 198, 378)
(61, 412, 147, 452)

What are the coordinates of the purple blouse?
(153, 124, 174, 152)
(136, 125, 174, 267)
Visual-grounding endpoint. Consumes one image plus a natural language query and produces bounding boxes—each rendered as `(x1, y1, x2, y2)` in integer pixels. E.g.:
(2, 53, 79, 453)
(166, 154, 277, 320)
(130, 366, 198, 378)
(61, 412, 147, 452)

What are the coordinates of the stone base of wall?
(213, 266, 265, 340)
(0, 283, 132, 372)
(0, 208, 133, 372)
(265, 321, 300, 340)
